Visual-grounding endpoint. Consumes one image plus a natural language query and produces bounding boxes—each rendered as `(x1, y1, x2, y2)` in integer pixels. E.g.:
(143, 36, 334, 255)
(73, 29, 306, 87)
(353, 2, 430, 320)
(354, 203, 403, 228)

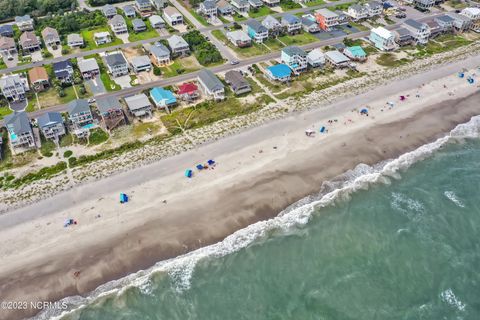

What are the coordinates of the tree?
(153, 65, 161, 76)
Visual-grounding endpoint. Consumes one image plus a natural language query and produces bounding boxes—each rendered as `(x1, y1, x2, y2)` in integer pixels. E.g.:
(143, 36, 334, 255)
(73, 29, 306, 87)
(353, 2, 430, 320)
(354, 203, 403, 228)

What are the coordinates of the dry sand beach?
(0, 57, 480, 319)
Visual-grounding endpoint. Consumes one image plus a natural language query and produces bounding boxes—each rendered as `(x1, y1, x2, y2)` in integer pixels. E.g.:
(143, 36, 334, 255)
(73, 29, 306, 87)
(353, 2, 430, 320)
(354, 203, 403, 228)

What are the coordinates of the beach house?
(413, 0, 435, 11)
(0, 37, 17, 56)
(105, 51, 129, 77)
(67, 99, 94, 128)
(41, 27, 60, 48)
(266, 64, 291, 82)
(53, 60, 74, 84)
(199, 0, 218, 18)
(28, 66, 49, 92)
(461, 7, 480, 32)
(37, 112, 66, 140)
(4, 111, 36, 153)
(123, 5, 137, 18)
(281, 46, 307, 75)
(177, 82, 200, 101)
(218, 0, 234, 16)
(446, 12, 472, 32)
(135, 0, 152, 13)
(132, 19, 147, 32)
(227, 30, 252, 47)
(150, 42, 171, 66)
(231, 0, 250, 13)
(163, 6, 183, 25)
(248, 0, 263, 9)
(94, 32, 112, 45)
(67, 33, 84, 48)
(307, 48, 325, 68)
(281, 14, 302, 35)
(262, 15, 283, 37)
(325, 50, 350, 68)
(109, 15, 128, 35)
(365, 1, 382, 17)
(102, 4, 117, 18)
(434, 15, 455, 33)
(262, 0, 280, 7)
(96, 96, 126, 131)
(167, 35, 190, 56)
(403, 19, 430, 45)
(15, 15, 34, 31)
(344, 46, 367, 61)
(78, 58, 100, 80)
(426, 20, 443, 38)
(246, 19, 269, 43)
(369, 27, 396, 51)
(315, 9, 339, 31)
(0, 74, 28, 102)
(302, 16, 320, 33)
(197, 69, 225, 101)
(19, 31, 40, 52)
(0, 25, 14, 37)
(225, 70, 251, 95)
(125, 94, 153, 118)
(150, 87, 177, 110)
(347, 4, 369, 21)
(149, 15, 166, 28)
(130, 55, 152, 73)
(394, 28, 413, 46)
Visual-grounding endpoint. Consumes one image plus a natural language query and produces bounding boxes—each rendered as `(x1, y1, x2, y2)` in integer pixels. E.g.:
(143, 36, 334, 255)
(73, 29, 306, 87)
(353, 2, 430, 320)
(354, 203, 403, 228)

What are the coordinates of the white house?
(163, 6, 183, 25)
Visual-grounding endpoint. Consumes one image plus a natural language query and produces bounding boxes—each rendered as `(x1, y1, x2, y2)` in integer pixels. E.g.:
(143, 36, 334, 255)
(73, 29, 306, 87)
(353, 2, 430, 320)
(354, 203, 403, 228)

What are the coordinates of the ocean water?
(51, 118, 480, 320)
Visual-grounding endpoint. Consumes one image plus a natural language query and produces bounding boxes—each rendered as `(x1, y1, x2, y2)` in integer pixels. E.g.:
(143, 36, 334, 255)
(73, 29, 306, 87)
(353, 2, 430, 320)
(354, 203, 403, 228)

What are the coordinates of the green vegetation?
(39, 136, 56, 157)
(305, 0, 325, 7)
(161, 95, 272, 135)
(128, 20, 160, 42)
(376, 53, 410, 67)
(277, 32, 319, 46)
(183, 30, 223, 66)
(35, 10, 107, 35)
(81, 28, 123, 51)
(0, 0, 76, 21)
(248, 6, 274, 18)
(59, 134, 73, 147)
(88, 0, 124, 6)
(233, 13, 247, 22)
(211, 30, 270, 58)
(445, 0, 468, 9)
(333, 2, 354, 10)
(63, 150, 73, 158)
(0, 58, 7, 69)
(0, 106, 13, 120)
(189, 9, 210, 27)
(88, 128, 109, 145)
(1, 161, 67, 190)
(414, 35, 472, 57)
(96, 58, 121, 91)
(280, 0, 302, 10)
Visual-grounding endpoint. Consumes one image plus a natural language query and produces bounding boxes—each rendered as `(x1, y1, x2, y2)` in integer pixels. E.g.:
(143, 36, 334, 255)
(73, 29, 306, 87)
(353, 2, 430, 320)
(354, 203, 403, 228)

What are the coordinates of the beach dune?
(0, 58, 479, 320)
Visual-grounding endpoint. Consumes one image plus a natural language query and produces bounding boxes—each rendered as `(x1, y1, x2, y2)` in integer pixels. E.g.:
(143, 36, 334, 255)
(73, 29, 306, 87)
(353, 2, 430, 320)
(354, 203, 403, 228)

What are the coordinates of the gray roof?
(447, 12, 472, 22)
(67, 99, 90, 115)
(37, 112, 63, 128)
(227, 30, 250, 42)
(325, 50, 350, 64)
(367, 1, 382, 9)
(435, 14, 455, 23)
(404, 19, 427, 30)
(103, 4, 117, 15)
(67, 33, 83, 43)
(123, 5, 135, 14)
(231, 0, 248, 5)
(248, 0, 263, 5)
(315, 8, 338, 19)
(203, 0, 217, 9)
(105, 52, 128, 67)
(0, 74, 24, 90)
(151, 42, 170, 57)
(246, 19, 267, 33)
(136, 0, 150, 5)
(15, 15, 32, 23)
(131, 55, 151, 67)
(78, 58, 99, 73)
(149, 15, 165, 24)
(225, 70, 249, 89)
(4, 111, 31, 135)
(125, 94, 151, 111)
(262, 15, 281, 29)
(110, 14, 126, 25)
(198, 69, 224, 91)
(132, 18, 146, 28)
(167, 35, 188, 48)
(283, 46, 307, 57)
(96, 96, 122, 113)
(302, 17, 317, 27)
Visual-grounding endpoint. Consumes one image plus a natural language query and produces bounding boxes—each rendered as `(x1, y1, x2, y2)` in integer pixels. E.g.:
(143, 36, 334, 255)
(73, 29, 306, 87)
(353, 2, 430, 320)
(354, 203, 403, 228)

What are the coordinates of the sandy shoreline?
(0, 61, 480, 319)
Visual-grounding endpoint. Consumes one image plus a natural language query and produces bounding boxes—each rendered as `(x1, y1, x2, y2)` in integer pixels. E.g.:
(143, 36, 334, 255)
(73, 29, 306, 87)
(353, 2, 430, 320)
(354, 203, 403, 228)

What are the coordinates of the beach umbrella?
(196, 164, 204, 170)
(320, 126, 326, 133)
(207, 160, 215, 165)
(458, 72, 465, 78)
(360, 108, 368, 114)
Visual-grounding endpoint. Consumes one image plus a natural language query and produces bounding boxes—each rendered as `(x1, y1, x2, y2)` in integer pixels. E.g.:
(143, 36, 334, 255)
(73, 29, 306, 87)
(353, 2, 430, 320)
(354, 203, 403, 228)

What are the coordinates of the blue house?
(150, 87, 177, 109)
(266, 64, 292, 82)
(0, 24, 14, 37)
(344, 46, 367, 61)
(245, 19, 268, 43)
(281, 46, 307, 74)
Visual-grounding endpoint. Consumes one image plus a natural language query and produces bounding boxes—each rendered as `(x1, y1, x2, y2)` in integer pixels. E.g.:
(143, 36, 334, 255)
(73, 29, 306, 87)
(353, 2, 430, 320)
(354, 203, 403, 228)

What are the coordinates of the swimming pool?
(82, 123, 95, 129)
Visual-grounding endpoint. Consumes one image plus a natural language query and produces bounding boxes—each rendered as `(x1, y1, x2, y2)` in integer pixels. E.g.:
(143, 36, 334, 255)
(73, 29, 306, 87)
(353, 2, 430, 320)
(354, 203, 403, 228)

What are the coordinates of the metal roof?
(37, 112, 63, 128)
(198, 69, 224, 91)
(4, 111, 31, 135)
(67, 99, 90, 115)
(96, 96, 122, 113)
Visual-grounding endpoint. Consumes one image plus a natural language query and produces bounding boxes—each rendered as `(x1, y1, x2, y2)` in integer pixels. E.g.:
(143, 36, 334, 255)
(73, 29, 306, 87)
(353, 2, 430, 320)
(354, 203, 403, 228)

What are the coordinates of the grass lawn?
(132, 122, 161, 139)
(211, 30, 271, 58)
(249, 7, 274, 19)
(0, 58, 7, 69)
(160, 56, 201, 78)
(60, 134, 74, 147)
(0, 106, 12, 120)
(88, 128, 109, 145)
(233, 13, 247, 22)
(280, 0, 302, 11)
(414, 35, 472, 57)
(100, 72, 121, 92)
(161, 96, 268, 135)
(128, 21, 160, 42)
(305, 0, 325, 7)
(81, 28, 123, 51)
(263, 38, 285, 51)
(349, 22, 369, 32)
(277, 32, 319, 46)
(40, 137, 56, 157)
(189, 9, 210, 26)
(376, 53, 410, 67)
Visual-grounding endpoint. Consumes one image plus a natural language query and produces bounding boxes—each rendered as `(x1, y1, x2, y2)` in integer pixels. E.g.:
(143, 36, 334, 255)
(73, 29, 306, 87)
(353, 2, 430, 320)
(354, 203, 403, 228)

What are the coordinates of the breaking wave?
(35, 115, 480, 320)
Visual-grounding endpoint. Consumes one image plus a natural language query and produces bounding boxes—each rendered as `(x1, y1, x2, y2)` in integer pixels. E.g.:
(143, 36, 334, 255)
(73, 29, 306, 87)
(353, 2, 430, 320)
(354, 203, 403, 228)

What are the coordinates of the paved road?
(0, 0, 356, 75)
(9, 11, 445, 124)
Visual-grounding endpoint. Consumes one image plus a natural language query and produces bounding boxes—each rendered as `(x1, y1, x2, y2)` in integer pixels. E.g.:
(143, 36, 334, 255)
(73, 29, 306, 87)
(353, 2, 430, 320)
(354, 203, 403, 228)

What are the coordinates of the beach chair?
(458, 72, 464, 78)
(207, 160, 215, 166)
(196, 164, 204, 170)
(185, 169, 193, 178)
(320, 126, 326, 133)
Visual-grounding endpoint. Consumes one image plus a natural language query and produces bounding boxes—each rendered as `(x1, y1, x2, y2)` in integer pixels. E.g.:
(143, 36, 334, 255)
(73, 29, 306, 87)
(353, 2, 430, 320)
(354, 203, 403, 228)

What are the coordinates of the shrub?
(63, 150, 73, 158)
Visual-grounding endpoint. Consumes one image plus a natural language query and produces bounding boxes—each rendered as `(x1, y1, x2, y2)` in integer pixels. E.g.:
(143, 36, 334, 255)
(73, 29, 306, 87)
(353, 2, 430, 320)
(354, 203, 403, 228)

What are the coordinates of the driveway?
(114, 75, 132, 89)
(30, 51, 43, 62)
(9, 99, 28, 112)
(1, 53, 18, 68)
(117, 33, 130, 44)
(47, 46, 63, 58)
(85, 76, 106, 96)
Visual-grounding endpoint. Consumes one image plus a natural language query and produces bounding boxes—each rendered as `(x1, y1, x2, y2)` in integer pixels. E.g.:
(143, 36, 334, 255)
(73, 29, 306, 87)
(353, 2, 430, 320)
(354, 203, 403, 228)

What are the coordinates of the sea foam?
(36, 115, 480, 320)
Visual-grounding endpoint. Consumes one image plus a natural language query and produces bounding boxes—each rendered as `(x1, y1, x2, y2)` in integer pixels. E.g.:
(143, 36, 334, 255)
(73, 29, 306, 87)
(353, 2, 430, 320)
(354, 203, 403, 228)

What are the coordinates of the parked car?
(230, 60, 239, 65)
